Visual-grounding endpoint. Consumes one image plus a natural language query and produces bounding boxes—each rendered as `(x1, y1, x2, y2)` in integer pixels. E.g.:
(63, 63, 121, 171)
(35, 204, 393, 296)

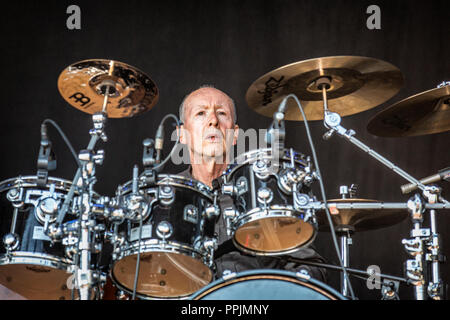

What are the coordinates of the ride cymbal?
(316, 198, 408, 233)
(58, 59, 159, 118)
(367, 84, 450, 137)
(246, 56, 404, 121)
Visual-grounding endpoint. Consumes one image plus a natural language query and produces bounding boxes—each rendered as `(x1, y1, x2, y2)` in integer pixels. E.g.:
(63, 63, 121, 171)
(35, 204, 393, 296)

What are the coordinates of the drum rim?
(112, 239, 207, 261)
(191, 269, 346, 300)
(0, 175, 75, 193)
(222, 148, 309, 181)
(0, 251, 73, 270)
(118, 174, 214, 201)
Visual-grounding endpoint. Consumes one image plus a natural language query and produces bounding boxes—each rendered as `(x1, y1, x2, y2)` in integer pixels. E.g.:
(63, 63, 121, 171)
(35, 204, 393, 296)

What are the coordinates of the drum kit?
(0, 56, 448, 300)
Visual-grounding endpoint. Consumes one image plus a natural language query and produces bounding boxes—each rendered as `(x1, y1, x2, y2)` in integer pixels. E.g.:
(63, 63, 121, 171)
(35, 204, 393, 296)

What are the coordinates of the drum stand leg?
(338, 230, 352, 298)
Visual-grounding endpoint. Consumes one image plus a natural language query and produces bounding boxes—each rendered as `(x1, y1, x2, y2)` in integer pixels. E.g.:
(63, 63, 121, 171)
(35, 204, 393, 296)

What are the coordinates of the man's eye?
(197, 111, 205, 116)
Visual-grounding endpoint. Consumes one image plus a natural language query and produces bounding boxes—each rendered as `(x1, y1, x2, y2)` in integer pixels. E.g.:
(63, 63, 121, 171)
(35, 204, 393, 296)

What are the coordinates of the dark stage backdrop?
(0, 0, 448, 300)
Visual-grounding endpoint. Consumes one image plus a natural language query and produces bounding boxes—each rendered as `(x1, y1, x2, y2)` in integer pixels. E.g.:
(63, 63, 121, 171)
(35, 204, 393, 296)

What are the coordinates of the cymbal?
(246, 56, 404, 121)
(58, 59, 159, 118)
(316, 198, 408, 233)
(367, 85, 450, 137)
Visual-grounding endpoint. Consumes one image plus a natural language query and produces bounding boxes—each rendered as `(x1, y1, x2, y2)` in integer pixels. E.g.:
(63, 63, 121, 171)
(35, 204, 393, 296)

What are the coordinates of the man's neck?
(190, 158, 228, 187)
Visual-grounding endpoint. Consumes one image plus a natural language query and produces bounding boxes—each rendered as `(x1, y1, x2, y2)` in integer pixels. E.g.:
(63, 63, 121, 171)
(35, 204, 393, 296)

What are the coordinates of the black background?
(0, 0, 448, 300)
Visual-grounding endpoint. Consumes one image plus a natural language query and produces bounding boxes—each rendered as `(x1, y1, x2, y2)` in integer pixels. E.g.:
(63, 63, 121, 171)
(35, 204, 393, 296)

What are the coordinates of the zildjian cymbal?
(246, 56, 404, 121)
(58, 59, 159, 118)
(315, 198, 408, 233)
(367, 84, 450, 137)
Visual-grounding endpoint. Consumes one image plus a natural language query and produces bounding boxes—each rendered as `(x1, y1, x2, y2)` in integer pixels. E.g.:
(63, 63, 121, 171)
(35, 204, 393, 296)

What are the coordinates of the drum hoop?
(192, 271, 341, 300)
(0, 252, 72, 270)
(223, 148, 308, 181)
(113, 240, 206, 262)
(0, 175, 74, 193)
(118, 174, 213, 201)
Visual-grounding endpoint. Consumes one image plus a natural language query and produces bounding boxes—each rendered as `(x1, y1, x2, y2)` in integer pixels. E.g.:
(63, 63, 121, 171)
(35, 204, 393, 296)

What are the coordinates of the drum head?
(0, 262, 72, 300)
(192, 269, 344, 300)
(112, 251, 213, 299)
(234, 212, 316, 255)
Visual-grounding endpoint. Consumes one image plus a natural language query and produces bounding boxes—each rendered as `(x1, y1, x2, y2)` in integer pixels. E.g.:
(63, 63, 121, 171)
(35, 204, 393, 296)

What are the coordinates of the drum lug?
(7, 187, 25, 208)
(159, 185, 174, 206)
(3, 233, 20, 251)
(223, 208, 238, 236)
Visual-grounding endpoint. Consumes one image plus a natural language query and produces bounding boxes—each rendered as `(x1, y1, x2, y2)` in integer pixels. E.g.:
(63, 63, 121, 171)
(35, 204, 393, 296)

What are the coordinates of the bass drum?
(191, 269, 345, 300)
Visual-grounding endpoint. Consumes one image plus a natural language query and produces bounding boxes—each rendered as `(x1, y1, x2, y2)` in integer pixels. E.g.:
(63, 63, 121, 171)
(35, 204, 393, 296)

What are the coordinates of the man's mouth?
(204, 132, 223, 143)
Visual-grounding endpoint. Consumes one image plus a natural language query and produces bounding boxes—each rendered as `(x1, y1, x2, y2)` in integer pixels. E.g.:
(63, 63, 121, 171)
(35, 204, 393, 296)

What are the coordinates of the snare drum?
(110, 174, 218, 299)
(0, 176, 80, 300)
(222, 148, 318, 255)
(191, 269, 345, 300)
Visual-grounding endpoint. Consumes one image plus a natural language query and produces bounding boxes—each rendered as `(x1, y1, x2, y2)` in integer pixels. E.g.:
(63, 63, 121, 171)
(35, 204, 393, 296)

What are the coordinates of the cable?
(42, 118, 81, 168)
(285, 93, 356, 300)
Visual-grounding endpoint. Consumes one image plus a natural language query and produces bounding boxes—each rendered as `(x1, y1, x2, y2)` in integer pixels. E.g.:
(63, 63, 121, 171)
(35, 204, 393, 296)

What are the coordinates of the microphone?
(265, 98, 287, 146)
(155, 123, 164, 164)
(37, 123, 57, 186)
(401, 167, 450, 194)
(142, 138, 156, 170)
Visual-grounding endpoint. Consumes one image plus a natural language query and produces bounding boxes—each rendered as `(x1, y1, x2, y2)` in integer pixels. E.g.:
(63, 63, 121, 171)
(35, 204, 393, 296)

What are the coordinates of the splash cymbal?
(246, 56, 404, 121)
(367, 84, 450, 137)
(316, 198, 408, 233)
(58, 59, 159, 118)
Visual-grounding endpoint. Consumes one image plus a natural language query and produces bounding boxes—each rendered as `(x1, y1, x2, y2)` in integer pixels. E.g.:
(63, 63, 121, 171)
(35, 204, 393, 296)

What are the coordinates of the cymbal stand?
(47, 70, 114, 299)
(313, 77, 448, 300)
(423, 186, 445, 299)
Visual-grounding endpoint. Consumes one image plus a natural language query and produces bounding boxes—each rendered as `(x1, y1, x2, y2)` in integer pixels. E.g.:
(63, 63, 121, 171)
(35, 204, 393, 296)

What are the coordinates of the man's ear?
(232, 124, 239, 146)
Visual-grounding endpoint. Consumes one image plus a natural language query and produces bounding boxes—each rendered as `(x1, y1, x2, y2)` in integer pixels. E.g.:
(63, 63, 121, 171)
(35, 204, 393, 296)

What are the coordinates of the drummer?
(176, 85, 327, 282)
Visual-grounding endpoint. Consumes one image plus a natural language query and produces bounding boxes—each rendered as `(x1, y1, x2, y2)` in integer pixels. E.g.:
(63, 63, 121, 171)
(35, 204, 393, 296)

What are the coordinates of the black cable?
(42, 118, 81, 168)
(284, 93, 356, 300)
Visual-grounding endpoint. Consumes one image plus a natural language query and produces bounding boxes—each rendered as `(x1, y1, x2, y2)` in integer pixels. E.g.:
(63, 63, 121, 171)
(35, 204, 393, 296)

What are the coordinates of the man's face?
(180, 88, 238, 163)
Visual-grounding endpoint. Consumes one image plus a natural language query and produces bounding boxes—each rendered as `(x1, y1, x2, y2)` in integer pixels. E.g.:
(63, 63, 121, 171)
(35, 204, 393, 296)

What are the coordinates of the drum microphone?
(265, 98, 287, 146)
(401, 167, 450, 194)
(37, 123, 57, 185)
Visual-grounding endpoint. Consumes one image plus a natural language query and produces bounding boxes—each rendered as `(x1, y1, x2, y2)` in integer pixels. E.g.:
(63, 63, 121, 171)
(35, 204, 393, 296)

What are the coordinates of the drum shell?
(223, 149, 318, 255)
(0, 176, 88, 300)
(110, 175, 217, 299)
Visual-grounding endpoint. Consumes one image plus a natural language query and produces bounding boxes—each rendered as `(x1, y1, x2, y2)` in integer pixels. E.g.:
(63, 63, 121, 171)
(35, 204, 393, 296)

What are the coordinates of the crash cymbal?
(246, 56, 404, 121)
(58, 59, 159, 118)
(367, 84, 450, 137)
(316, 198, 408, 233)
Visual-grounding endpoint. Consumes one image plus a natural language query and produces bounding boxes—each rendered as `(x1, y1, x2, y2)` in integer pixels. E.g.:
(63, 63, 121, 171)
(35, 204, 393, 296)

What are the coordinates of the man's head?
(178, 86, 239, 163)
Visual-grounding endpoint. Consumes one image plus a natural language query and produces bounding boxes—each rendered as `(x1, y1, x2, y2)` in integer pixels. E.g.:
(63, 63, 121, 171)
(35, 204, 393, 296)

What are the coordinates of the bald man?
(177, 86, 327, 283)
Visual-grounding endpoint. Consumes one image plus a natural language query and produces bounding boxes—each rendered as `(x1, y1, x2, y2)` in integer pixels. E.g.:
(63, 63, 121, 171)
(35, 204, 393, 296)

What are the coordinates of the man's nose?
(208, 112, 219, 127)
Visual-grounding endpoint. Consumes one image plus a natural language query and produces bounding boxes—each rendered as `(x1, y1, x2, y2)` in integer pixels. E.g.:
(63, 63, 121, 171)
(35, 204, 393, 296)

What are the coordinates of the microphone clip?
(37, 124, 57, 186)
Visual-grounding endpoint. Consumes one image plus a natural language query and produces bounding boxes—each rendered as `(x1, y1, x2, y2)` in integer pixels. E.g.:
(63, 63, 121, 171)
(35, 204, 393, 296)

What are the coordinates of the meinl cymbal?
(367, 85, 450, 137)
(58, 59, 159, 118)
(316, 199, 408, 233)
(246, 56, 404, 121)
